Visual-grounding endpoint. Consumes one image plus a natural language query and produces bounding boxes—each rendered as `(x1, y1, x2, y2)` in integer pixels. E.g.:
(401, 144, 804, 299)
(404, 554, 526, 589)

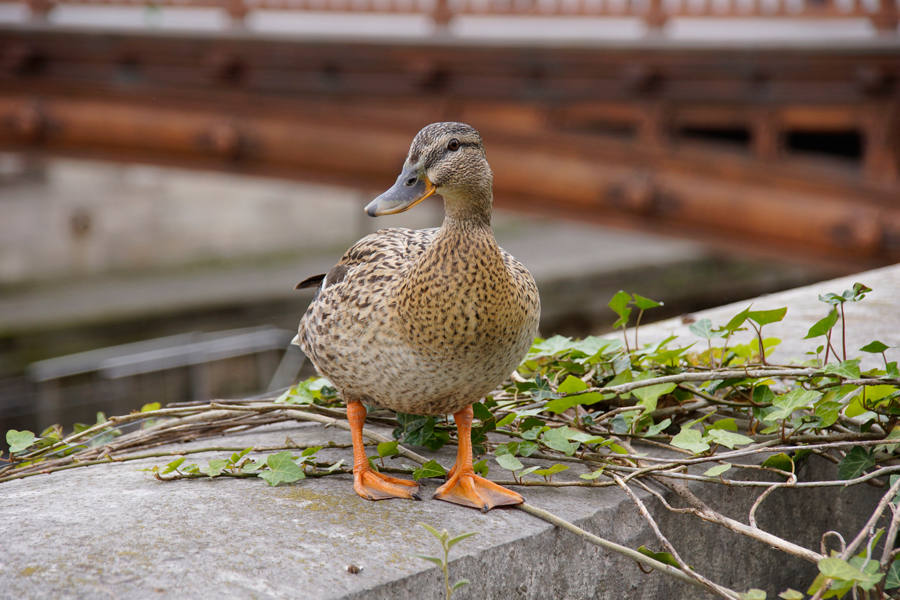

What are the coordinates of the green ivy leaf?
(814, 399, 842, 429)
(472, 459, 489, 477)
(229, 448, 253, 465)
(140, 402, 161, 413)
(817, 556, 880, 585)
(767, 388, 821, 422)
(580, 467, 605, 480)
(708, 418, 738, 431)
(777, 589, 805, 600)
(632, 376, 676, 414)
(861, 340, 891, 354)
(823, 359, 861, 380)
(644, 418, 671, 437)
(495, 413, 516, 428)
(6, 430, 36, 453)
(637, 546, 680, 569)
(161, 457, 185, 474)
(275, 380, 318, 405)
(689, 318, 724, 339)
(878, 428, 900, 454)
(495, 453, 524, 471)
(670, 427, 710, 454)
(707, 429, 754, 449)
(739, 590, 767, 600)
(394, 414, 442, 448)
(530, 376, 561, 402)
(541, 427, 577, 456)
(546, 375, 605, 413)
(838, 446, 874, 480)
(818, 293, 844, 307)
(529, 335, 577, 358)
(761, 453, 794, 474)
(886, 362, 900, 379)
(885, 559, 900, 589)
(533, 464, 569, 478)
(201, 459, 229, 477)
(243, 458, 267, 472)
(748, 307, 787, 326)
(258, 451, 305, 486)
(704, 463, 732, 477)
(377, 441, 400, 458)
(323, 459, 345, 473)
(557, 375, 587, 395)
(569, 336, 616, 358)
(724, 307, 751, 332)
(518, 441, 538, 457)
(412, 460, 447, 480)
(521, 425, 546, 441)
(632, 293, 663, 310)
(495, 442, 519, 457)
(609, 290, 632, 328)
(517, 466, 541, 478)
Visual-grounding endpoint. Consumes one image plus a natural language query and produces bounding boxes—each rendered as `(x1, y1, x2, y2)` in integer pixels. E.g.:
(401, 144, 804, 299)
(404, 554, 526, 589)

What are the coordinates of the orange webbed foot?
(433, 468, 523, 512)
(353, 467, 421, 502)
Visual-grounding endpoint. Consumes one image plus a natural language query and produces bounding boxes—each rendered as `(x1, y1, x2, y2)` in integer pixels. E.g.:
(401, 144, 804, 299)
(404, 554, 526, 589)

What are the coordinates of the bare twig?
(516, 503, 740, 598)
(821, 531, 846, 556)
(612, 474, 741, 599)
(656, 479, 822, 563)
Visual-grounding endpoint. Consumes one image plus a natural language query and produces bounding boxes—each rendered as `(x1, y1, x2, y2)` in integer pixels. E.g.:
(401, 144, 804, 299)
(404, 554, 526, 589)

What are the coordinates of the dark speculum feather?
(295, 274, 326, 290)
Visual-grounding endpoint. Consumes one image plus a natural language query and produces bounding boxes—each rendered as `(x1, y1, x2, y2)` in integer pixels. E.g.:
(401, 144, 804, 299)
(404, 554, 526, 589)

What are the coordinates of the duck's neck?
(439, 189, 493, 232)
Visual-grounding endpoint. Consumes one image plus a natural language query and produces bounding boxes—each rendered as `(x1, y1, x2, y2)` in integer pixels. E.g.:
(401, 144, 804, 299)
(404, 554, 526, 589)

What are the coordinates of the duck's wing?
(498, 245, 541, 318)
(293, 228, 437, 352)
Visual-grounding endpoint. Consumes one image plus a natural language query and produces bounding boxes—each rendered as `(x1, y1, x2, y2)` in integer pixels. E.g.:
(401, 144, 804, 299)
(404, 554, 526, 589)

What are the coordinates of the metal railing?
(4, 0, 898, 33)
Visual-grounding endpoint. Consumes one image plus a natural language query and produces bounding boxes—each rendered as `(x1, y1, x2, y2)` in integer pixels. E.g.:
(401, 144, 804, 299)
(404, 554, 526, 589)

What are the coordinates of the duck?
(292, 122, 541, 512)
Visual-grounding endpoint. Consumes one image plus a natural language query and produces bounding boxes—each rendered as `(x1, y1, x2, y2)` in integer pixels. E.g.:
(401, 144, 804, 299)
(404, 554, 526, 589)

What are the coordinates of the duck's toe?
(353, 468, 421, 501)
(433, 471, 523, 512)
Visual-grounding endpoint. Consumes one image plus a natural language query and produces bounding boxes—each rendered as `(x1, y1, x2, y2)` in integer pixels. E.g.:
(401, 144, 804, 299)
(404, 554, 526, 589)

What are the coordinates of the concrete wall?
(0, 154, 444, 285)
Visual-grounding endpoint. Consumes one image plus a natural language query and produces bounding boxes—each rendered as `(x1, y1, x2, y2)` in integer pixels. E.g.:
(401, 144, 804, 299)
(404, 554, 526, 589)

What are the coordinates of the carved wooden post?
(432, 0, 453, 33)
(871, 0, 899, 35)
(862, 105, 899, 181)
(753, 110, 780, 162)
(639, 102, 669, 149)
(27, 0, 52, 23)
(226, 0, 249, 28)
(645, 0, 667, 36)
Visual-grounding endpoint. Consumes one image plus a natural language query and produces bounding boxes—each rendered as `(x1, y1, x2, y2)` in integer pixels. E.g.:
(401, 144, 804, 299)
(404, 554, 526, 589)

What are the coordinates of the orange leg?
(433, 405, 524, 512)
(347, 401, 420, 501)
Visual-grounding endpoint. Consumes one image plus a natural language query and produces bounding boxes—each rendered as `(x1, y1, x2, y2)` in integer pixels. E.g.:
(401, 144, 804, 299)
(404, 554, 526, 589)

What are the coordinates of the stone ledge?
(3, 264, 897, 599)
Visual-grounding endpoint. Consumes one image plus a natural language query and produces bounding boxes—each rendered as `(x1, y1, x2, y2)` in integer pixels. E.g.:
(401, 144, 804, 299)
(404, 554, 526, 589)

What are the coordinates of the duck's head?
(365, 122, 492, 222)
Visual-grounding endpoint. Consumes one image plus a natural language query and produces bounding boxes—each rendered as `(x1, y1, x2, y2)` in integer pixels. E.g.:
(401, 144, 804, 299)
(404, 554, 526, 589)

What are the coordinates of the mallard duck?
(293, 122, 541, 512)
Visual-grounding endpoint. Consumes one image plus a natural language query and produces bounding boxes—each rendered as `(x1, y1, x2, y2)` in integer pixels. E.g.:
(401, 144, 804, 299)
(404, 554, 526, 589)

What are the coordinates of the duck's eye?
(447, 139, 460, 151)
(406, 177, 417, 186)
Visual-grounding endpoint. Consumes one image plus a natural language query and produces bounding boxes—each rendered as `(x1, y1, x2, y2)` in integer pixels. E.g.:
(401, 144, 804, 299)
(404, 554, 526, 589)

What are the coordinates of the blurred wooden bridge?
(6, 0, 900, 33)
(0, 6, 899, 266)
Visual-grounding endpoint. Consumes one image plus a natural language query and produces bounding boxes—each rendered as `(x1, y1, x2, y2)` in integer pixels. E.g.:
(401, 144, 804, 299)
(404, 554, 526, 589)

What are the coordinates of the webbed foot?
(433, 469, 522, 512)
(354, 467, 421, 501)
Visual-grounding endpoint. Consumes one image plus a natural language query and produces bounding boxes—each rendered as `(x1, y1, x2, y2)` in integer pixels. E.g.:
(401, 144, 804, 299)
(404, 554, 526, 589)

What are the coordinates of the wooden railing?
(5, 0, 898, 33)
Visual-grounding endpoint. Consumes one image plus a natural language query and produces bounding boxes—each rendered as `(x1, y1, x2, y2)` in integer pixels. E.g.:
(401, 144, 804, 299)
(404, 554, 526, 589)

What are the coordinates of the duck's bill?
(365, 168, 436, 217)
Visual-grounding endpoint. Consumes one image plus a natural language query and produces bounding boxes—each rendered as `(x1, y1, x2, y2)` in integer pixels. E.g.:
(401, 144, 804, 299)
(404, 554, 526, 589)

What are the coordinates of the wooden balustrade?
(4, 0, 897, 33)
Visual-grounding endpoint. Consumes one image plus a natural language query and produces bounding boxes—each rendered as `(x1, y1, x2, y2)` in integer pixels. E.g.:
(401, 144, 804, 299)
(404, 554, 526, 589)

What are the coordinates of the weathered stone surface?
(3, 265, 897, 599)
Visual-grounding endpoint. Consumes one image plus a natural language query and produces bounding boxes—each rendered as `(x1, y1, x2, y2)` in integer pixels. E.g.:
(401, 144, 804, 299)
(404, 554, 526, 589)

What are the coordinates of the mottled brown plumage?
(293, 122, 540, 510)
